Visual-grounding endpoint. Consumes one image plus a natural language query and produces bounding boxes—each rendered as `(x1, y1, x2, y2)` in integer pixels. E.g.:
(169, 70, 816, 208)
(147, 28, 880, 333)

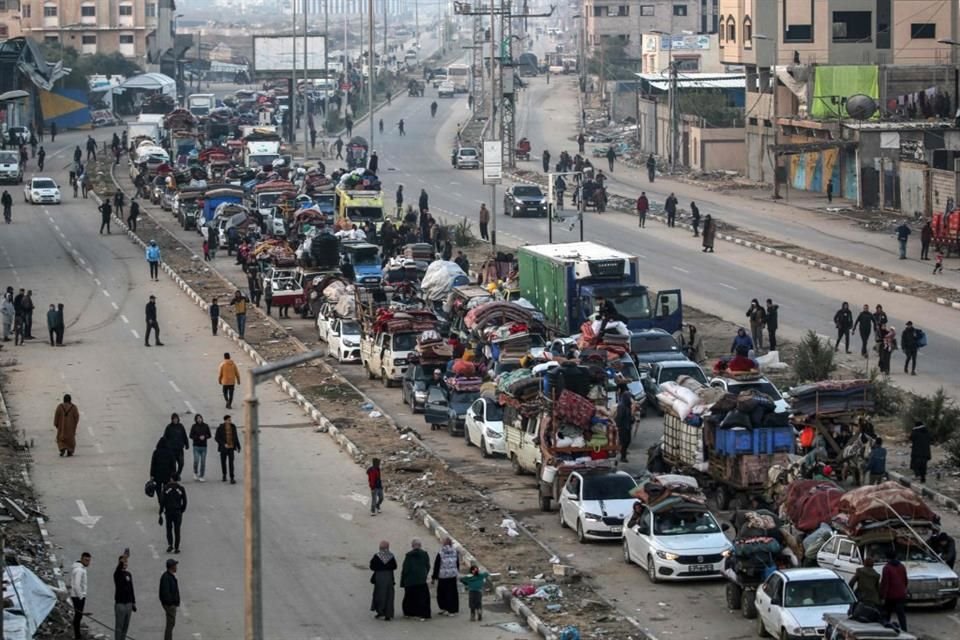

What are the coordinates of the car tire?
(381, 370, 390, 387)
(726, 582, 742, 610)
(337, 352, 344, 364)
(646, 555, 659, 583)
(944, 598, 958, 611)
(576, 520, 588, 544)
(464, 427, 472, 446)
(741, 589, 758, 620)
(559, 508, 567, 529)
(755, 615, 768, 638)
(622, 538, 632, 564)
(480, 436, 490, 458)
(511, 454, 523, 475)
(449, 423, 459, 437)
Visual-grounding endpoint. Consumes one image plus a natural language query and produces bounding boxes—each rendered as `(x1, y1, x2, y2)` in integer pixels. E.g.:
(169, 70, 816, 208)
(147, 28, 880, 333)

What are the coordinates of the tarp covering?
(836, 481, 936, 534)
(811, 65, 879, 119)
(121, 73, 177, 98)
(781, 480, 844, 533)
(2, 565, 59, 639)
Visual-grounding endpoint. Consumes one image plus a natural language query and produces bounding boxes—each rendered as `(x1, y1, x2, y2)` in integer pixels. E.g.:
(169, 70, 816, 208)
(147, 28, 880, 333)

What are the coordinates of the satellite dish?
(846, 94, 878, 121)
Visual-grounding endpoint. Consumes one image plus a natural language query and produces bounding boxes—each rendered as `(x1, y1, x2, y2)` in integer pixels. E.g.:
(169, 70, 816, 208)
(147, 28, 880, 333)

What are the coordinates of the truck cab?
(505, 408, 543, 477)
(335, 188, 384, 229)
(362, 330, 417, 387)
(341, 242, 382, 286)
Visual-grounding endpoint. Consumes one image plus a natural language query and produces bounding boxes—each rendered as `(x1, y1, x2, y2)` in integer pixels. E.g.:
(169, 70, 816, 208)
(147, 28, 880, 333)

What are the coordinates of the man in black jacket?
(833, 302, 854, 353)
(765, 299, 779, 352)
(160, 475, 187, 553)
(150, 436, 178, 519)
(99, 200, 112, 234)
(215, 416, 242, 484)
(145, 295, 164, 347)
(159, 558, 180, 640)
(418, 188, 429, 214)
(855, 304, 874, 357)
(901, 320, 920, 375)
(114, 554, 136, 640)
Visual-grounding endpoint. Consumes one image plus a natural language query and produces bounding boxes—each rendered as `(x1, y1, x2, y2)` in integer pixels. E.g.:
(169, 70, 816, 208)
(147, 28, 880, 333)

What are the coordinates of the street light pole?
(755, 32, 779, 199)
(368, 0, 375, 151)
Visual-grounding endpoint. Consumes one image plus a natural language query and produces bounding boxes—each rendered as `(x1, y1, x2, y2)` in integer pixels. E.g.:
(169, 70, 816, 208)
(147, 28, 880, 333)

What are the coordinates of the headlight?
(414, 390, 427, 401)
(800, 628, 820, 637)
(485, 427, 501, 439)
(721, 549, 732, 558)
(514, 204, 522, 210)
(343, 339, 356, 346)
(940, 578, 959, 588)
(394, 358, 406, 366)
(583, 512, 602, 521)
(656, 550, 679, 561)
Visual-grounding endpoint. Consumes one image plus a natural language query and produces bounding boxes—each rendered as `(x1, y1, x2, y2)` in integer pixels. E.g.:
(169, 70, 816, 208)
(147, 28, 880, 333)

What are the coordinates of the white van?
(0, 150, 23, 184)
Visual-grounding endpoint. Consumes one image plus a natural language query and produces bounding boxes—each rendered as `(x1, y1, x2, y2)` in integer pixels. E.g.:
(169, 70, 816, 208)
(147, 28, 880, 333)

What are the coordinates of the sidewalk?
(519, 75, 959, 298)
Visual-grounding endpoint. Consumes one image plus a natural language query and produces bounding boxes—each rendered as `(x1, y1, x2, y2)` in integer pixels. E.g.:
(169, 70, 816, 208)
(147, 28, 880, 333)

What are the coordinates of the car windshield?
(485, 402, 504, 421)
(631, 334, 680, 354)
(864, 541, 938, 563)
(659, 366, 707, 385)
(783, 579, 855, 607)
(341, 321, 360, 335)
(613, 360, 641, 382)
(731, 382, 782, 400)
(513, 186, 543, 198)
(33, 179, 57, 189)
(653, 510, 720, 535)
(0, 152, 17, 163)
(347, 206, 383, 222)
(393, 333, 417, 351)
(257, 192, 283, 207)
(459, 149, 478, 157)
(450, 391, 479, 408)
(582, 474, 637, 500)
(602, 288, 652, 319)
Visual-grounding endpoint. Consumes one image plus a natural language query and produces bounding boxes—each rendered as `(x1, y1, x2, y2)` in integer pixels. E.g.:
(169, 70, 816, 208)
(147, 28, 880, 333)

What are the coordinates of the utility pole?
(489, 0, 497, 250)
(415, 0, 419, 43)
(669, 57, 678, 171)
(291, 0, 298, 144)
(303, 0, 309, 161)
(324, 0, 329, 132)
(368, 0, 375, 151)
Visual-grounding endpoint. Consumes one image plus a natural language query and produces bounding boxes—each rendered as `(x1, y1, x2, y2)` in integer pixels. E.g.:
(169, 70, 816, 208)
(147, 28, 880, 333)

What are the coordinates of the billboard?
(483, 141, 502, 185)
(253, 35, 328, 73)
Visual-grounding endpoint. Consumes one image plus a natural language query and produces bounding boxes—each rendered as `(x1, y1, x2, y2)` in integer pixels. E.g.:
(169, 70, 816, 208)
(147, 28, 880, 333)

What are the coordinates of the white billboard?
(483, 140, 502, 185)
(253, 35, 328, 73)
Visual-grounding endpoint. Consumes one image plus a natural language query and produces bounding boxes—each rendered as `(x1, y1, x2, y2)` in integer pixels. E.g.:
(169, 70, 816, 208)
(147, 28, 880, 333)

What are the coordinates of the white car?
(755, 568, 857, 639)
(709, 375, 790, 414)
(328, 318, 362, 363)
(622, 500, 732, 582)
(464, 397, 505, 457)
(437, 81, 455, 98)
(316, 303, 334, 342)
(559, 471, 638, 543)
(455, 147, 480, 170)
(24, 177, 61, 204)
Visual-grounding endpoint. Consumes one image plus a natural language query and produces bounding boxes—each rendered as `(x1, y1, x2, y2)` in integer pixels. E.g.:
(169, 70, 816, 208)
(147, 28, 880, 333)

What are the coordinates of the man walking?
(127, 198, 140, 231)
(478, 203, 489, 241)
(606, 146, 616, 172)
(880, 551, 908, 631)
(113, 553, 136, 640)
(334, 136, 344, 159)
(833, 302, 853, 353)
(114, 190, 125, 218)
(86, 135, 97, 161)
(920, 220, 932, 260)
(146, 240, 161, 281)
(209, 297, 220, 335)
(901, 321, 920, 375)
(664, 192, 678, 227)
(145, 295, 163, 346)
(615, 386, 634, 462)
(895, 222, 911, 259)
(55, 394, 80, 457)
(160, 474, 187, 553)
(215, 415, 241, 483)
(69, 552, 91, 640)
(865, 437, 887, 484)
(159, 558, 180, 640)
(22, 289, 34, 339)
(636, 192, 648, 228)
(99, 199, 113, 234)
(542, 149, 551, 173)
(765, 299, 779, 352)
(690, 201, 701, 236)
(231, 290, 248, 338)
(418, 188, 429, 214)
(218, 352, 240, 409)
(37, 145, 45, 171)
(646, 153, 656, 182)
(909, 420, 931, 483)
(367, 457, 384, 515)
(577, 132, 585, 153)
(855, 304, 874, 357)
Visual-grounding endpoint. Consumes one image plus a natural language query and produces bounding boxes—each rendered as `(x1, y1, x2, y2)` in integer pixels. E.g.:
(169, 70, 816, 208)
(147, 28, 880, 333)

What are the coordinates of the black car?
(401, 364, 440, 413)
(504, 185, 547, 218)
(630, 329, 688, 366)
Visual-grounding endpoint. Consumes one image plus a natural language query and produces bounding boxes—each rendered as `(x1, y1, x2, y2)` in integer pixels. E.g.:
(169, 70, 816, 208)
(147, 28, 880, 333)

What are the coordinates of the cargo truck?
(517, 242, 682, 336)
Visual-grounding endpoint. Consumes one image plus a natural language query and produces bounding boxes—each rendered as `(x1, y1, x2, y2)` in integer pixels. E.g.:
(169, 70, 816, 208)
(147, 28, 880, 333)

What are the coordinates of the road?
(1, 128, 532, 639)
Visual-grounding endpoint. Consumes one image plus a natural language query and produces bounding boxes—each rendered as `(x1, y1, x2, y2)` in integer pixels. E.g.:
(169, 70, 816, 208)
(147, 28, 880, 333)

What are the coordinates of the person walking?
(401, 539, 432, 619)
(895, 222, 911, 259)
(113, 190, 125, 218)
(636, 192, 648, 228)
(99, 199, 113, 234)
(873, 305, 888, 335)
(880, 551, 908, 631)
(646, 153, 656, 182)
(127, 198, 140, 232)
(218, 352, 240, 409)
(901, 320, 920, 375)
(460, 564, 489, 622)
(920, 220, 932, 260)
(605, 146, 615, 172)
(345, 116, 354, 137)
(113, 553, 137, 640)
(73, 145, 82, 165)
(878, 325, 895, 375)
(690, 201, 701, 236)
(577, 132, 586, 153)
(145, 295, 163, 346)
(0, 293, 12, 341)
(209, 297, 220, 335)
(367, 457, 384, 515)
(262, 279, 274, 316)
(54, 302, 65, 345)
(395, 184, 404, 218)
(849, 556, 882, 607)
(231, 290, 248, 338)
(55, 394, 80, 457)
(909, 420, 931, 484)
(746, 299, 767, 352)
(765, 299, 779, 352)
(933, 250, 944, 274)
(150, 436, 178, 516)
(163, 413, 189, 475)
(855, 304, 874, 357)
(368, 151, 379, 175)
(37, 145, 45, 171)
(833, 302, 854, 353)
(215, 415, 241, 483)
(865, 437, 887, 485)
(432, 538, 461, 616)
(478, 203, 489, 241)
(160, 474, 187, 553)
(159, 558, 180, 640)
(47, 303, 58, 346)
(50, 121, 57, 142)
(826, 179, 834, 204)
(664, 193, 678, 227)
(701, 215, 716, 252)
(1, 189, 12, 223)
(146, 240, 161, 281)
(615, 386, 634, 462)
(542, 149, 551, 173)
(189, 415, 211, 482)
(334, 136, 344, 159)
(418, 188, 429, 214)
(69, 552, 91, 640)
(397, 119, 405, 136)
(370, 541, 397, 620)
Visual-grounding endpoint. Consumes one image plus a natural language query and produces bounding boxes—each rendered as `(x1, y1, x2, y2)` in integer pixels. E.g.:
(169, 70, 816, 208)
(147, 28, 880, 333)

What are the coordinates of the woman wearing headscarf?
(400, 538, 432, 619)
(369, 540, 397, 620)
(431, 537, 460, 615)
(701, 214, 716, 253)
(878, 325, 896, 375)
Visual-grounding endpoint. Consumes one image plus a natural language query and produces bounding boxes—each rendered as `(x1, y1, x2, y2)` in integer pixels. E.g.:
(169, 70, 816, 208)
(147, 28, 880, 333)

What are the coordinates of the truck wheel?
(381, 370, 391, 387)
(726, 582, 742, 610)
(713, 485, 733, 511)
(511, 454, 523, 475)
(539, 494, 551, 511)
(741, 588, 758, 619)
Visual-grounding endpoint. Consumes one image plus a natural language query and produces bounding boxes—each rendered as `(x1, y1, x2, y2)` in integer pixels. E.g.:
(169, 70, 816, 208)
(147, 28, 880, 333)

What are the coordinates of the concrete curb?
(887, 470, 960, 514)
(506, 172, 948, 302)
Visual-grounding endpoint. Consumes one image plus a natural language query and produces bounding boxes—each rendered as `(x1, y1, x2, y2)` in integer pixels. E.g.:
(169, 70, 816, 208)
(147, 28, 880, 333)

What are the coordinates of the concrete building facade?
(0, 0, 23, 40)
(585, 0, 702, 57)
(640, 32, 725, 73)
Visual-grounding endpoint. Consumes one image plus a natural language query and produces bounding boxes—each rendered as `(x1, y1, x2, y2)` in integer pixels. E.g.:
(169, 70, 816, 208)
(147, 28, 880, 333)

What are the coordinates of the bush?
(900, 388, 960, 444)
(866, 368, 902, 416)
(947, 437, 960, 470)
(793, 330, 836, 383)
(452, 219, 476, 247)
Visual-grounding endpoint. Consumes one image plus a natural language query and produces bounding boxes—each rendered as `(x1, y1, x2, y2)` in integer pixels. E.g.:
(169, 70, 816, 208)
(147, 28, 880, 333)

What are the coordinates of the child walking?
(933, 251, 943, 275)
(203, 239, 211, 261)
(460, 564, 489, 621)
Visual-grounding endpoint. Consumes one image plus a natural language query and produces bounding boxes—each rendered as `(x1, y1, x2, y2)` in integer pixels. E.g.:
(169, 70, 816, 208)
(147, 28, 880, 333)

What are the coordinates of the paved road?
(1, 128, 532, 640)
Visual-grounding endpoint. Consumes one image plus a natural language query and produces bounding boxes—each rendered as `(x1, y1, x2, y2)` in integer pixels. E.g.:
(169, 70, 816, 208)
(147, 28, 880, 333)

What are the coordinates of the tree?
(38, 44, 142, 89)
(678, 91, 744, 128)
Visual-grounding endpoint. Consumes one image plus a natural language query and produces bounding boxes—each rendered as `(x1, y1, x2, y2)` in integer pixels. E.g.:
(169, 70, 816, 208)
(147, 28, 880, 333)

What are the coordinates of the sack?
(916, 329, 927, 348)
(849, 601, 882, 623)
(144, 479, 157, 498)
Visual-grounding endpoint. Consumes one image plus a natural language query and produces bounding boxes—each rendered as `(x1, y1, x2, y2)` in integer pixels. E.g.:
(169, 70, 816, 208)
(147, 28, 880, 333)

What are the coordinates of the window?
(22, 4, 31, 17)
(673, 4, 687, 16)
(718, 16, 725, 42)
(833, 11, 871, 42)
(784, 0, 814, 42)
(81, 35, 96, 44)
(616, 5, 629, 16)
(876, 0, 890, 49)
(743, 16, 753, 48)
(727, 16, 736, 43)
(0, 1, 7, 12)
(640, 4, 654, 16)
(593, 6, 606, 17)
(81, 5, 95, 16)
(910, 23, 936, 39)
(43, 4, 57, 17)
(119, 34, 135, 44)
(43, 34, 59, 44)
(146, 2, 157, 17)
(119, 5, 133, 16)
(785, 24, 812, 41)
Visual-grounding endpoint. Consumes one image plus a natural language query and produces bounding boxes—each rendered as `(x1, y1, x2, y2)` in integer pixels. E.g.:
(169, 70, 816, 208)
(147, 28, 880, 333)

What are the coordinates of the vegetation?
(678, 91, 745, 128)
(793, 331, 836, 383)
(900, 388, 960, 444)
(865, 368, 902, 416)
(39, 44, 142, 89)
(587, 41, 639, 81)
(451, 219, 477, 247)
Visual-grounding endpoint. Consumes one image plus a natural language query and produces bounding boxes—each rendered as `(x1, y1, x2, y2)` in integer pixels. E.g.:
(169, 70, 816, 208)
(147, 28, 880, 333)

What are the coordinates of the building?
(718, 0, 959, 195)
(640, 32, 725, 73)
(17, 0, 178, 67)
(1, 0, 23, 40)
(584, 0, 702, 58)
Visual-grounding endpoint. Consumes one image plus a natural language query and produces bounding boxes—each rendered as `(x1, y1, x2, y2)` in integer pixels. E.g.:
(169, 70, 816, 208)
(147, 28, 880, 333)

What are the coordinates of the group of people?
(729, 298, 781, 354)
(833, 302, 924, 375)
(635, 192, 717, 252)
(0, 286, 37, 345)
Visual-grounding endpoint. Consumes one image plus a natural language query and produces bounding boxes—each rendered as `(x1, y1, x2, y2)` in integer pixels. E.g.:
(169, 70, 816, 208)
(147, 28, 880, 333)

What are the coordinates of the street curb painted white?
(887, 470, 960, 514)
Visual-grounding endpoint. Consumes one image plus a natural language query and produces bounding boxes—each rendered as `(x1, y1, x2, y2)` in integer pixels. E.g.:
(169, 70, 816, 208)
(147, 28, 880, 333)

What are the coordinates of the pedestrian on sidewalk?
(606, 146, 616, 172)
(542, 149, 551, 173)
(113, 553, 136, 640)
(50, 121, 57, 142)
(335, 136, 344, 159)
(873, 305, 888, 336)
(646, 154, 656, 182)
(478, 203, 489, 241)
(460, 564, 489, 622)
(163, 413, 189, 475)
(218, 352, 240, 409)
(665, 193, 678, 227)
(919, 220, 933, 260)
(86, 135, 97, 161)
(833, 302, 853, 353)
(23, 289, 34, 339)
(145, 295, 163, 346)
(146, 240, 161, 281)
(901, 321, 921, 375)
(159, 558, 180, 640)
(746, 299, 766, 351)
(99, 200, 113, 234)
(896, 223, 911, 259)
(189, 415, 211, 481)
(127, 198, 140, 231)
(636, 192, 648, 228)
(370, 541, 397, 620)
(263, 281, 274, 316)
(160, 475, 187, 553)
(114, 190, 125, 218)
(401, 539, 432, 620)
(690, 201, 701, 236)
(855, 305, 874, 357)
(367, 457, 384, 515)
(865, 438, 887, 485)
(215, 415, 241, 483)
(47, 303, 58, 346)
(0, 293, 12, 341)
(432, 538, 461, 616)
(231, 290, 248, 338)
(69, 552, 91, 640)
(702, 215, 716, 252)
(880, 551, 908, 631)
(54, 394, 80, 457)
(209, 297, 220, 335)
(826, 179, 834, 204)
(577, 132, 585, 153)
(398, 119, 405, 136)
(54, 302, 65, 345)
(933, 251, 944, 274)
(765, 299, 779, 352)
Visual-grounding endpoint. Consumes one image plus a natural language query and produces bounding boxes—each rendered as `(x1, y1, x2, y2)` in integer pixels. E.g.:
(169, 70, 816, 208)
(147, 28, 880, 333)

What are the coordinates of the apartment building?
(18, 0, 177, 66)
(584, 0, 702, 57)
(0, 0, 23, 40)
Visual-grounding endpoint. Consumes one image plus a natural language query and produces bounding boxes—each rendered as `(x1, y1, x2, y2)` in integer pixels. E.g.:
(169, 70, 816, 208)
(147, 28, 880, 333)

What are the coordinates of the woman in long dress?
(369, 541, 397, 620)
(400, 539, 432, 619)
(432, 537, 460, 615)
(701, 215, 716, 253)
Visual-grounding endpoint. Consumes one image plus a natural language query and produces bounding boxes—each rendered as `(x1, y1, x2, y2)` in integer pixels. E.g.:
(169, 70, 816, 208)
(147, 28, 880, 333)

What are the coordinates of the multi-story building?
(1, 0, 23, 40)
(18, 0, 177, 67)
(584, 0, 702, 57)
(640, 32, 725, 73)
